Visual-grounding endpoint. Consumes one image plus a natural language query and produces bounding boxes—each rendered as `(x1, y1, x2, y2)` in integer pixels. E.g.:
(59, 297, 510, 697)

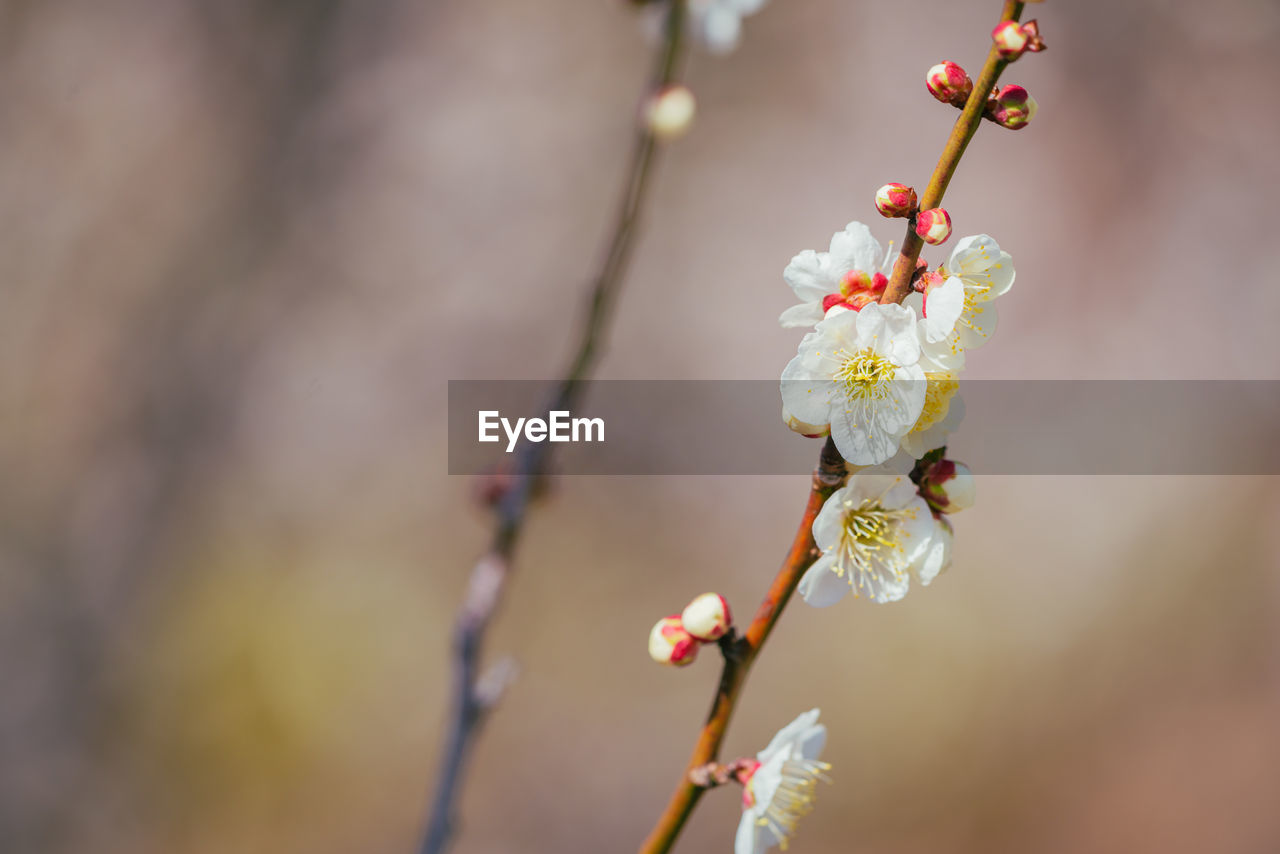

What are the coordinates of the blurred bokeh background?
(2, 0, 1279, 852)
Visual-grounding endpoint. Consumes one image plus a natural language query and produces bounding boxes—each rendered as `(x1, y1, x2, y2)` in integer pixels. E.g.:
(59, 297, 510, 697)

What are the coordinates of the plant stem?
(638, 438, 847, 854)
(880, 0, 1025, 306)
(419, 5, 687, 853)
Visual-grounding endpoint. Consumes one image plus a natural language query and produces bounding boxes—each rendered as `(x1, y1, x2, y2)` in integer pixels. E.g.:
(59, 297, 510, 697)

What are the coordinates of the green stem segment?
(880, 0, 1025, 306)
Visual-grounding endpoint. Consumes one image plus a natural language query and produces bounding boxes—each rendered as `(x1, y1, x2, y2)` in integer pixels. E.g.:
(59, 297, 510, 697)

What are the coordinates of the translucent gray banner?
(447, 381, 1280, 475)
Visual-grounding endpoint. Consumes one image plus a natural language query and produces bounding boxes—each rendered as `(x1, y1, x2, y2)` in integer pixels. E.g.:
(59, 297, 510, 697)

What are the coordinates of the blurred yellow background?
(2, 1, 1279, 852)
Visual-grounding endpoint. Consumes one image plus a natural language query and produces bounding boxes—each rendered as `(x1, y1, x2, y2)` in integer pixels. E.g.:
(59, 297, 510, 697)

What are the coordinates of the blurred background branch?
(419, 3, 688, 852)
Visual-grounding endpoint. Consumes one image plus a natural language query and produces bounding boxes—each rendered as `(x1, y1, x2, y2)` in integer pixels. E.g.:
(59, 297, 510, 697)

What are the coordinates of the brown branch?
(880, 0, 1026, 306)
(639, 4, 1045, 851)
(637, 438, 847, 854)
(418, 5, 688, 853)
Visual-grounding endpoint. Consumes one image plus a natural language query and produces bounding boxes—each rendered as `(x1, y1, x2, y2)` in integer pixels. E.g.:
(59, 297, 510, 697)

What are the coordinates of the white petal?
(873, 302, 922, 365)
(811, 487, 850, 550)
(783, 249, 835, 302)
(921, 277, 964, 343)
(798, 554, 847, 607)
(984, 252, 1015, 297)
(828, 221, 882, 276)
(860, 567, 911, 603)
(780, 356, 835, 427)
(735, 810, 765, 854)
(914, 518, 953, 586)
(918, 332, 965, 373)
(796, 722, 827, 761)
(852, 301, 887, 345)
(779, 301, 824, 329)
(760, 709, 822, 758)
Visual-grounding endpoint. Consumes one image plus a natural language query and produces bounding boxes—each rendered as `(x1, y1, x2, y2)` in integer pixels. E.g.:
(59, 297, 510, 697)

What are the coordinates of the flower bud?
(643, 84, 696, 141)
(918, 459, 976, 514)
(990, 84, 1037, 130)
(914, 208, 952, 245)
(649, 616, 699, 666)
(782, 404, 830, 439)
(992, 20, 1045, 60)
(926, 61, 973, 107)
(875, 183, 918, 218)
(681, 593, 732, 641)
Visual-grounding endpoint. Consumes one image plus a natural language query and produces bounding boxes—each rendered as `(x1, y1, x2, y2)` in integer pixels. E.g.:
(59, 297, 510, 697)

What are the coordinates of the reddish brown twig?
(637, 438, 846, 854)
(881, 0, 1027, 306)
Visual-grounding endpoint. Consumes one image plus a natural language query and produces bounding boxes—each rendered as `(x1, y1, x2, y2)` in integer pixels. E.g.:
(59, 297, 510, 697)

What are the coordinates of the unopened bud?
(926, 61, 973, 107)
(649, 616, 699, 666)
(919, 459, 976, 514)
(992, 20, 1045, 61)
(782, 404, 830, 439)
(644, 84, 696, 141)
(875, 183, 918, 218)
(990, 84, 1037, 130)
(914, 208, 952, 246)
(681, 593, 732, 641)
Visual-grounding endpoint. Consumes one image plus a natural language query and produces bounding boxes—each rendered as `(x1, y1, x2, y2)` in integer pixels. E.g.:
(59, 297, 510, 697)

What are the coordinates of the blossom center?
(833, 348, 896, 402)
(825, 270, 889, 312)
(830, 499, 917, 595)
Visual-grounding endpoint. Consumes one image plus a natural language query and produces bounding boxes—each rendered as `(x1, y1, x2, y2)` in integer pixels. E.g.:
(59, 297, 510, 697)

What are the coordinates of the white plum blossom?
(689, 0, 769, 54)
(907, 235, 1014, 349)
(797, 473, 946, 605)
(735, 709, 830, 854)
(780, 303, 926, 465)
(780, 221, 894, 329)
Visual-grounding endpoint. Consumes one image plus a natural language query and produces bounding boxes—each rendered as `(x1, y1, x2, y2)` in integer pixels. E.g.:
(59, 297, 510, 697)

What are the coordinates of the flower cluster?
(777, 209, 1012, 604)
(648, 592, 733, 666)
(779, 221, 1014, 468)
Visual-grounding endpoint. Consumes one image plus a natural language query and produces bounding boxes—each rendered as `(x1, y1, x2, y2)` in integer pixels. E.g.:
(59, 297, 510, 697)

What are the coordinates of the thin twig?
(880, 0, 1026, 306)
(638, 438, 847, 854)
(418, 5, 688, 854)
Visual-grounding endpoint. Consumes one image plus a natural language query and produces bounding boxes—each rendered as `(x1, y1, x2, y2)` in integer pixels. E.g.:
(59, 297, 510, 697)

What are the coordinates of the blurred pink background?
(2, 1, 1279, 852)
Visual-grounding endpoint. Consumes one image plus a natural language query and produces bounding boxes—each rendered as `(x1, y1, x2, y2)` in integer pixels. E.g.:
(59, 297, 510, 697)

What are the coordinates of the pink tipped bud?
(875, 183, 918, 218)
(649, 616, 699, 666)
(782, 404, 831, 439)
(681, 593, 732, 641)
(992, 20, 1045, 60)
(990, 84, 1038, 130)
(919, 459, 976, 514)
(643, 84, 696, 141)
(926, 61, 973, 107)
(915, 208, 952, 245)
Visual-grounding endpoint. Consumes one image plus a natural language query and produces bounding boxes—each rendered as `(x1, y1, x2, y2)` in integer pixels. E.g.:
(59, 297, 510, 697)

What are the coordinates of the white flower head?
(736, 709, 830, 854)
(910, 235, 1015, 349)
(798, 473, 937, 605)
(780, 303, 926, 465)
(780, 221, 894, 329)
